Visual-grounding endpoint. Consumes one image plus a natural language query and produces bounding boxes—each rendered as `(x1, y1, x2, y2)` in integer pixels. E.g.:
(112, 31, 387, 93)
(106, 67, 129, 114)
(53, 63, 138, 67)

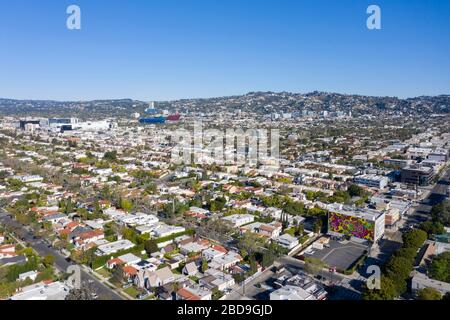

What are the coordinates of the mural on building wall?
(328, 212, 375, 241)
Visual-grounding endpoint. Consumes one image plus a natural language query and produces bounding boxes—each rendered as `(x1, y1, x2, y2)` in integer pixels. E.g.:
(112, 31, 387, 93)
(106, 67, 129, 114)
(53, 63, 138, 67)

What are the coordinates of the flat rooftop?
(303, 239, 369, 271)
(327, 203, 384, 221)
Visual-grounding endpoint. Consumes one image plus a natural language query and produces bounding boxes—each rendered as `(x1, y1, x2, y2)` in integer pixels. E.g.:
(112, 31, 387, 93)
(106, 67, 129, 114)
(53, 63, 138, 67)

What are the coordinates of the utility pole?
(241, 270, 246, 296)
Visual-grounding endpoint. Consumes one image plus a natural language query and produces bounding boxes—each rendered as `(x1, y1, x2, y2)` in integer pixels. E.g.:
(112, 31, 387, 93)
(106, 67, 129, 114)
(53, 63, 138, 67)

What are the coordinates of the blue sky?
(0, 0, 449, 101)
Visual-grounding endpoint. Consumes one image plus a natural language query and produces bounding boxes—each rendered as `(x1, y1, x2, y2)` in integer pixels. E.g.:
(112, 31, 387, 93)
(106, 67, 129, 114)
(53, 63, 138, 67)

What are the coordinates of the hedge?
(155, 229, 195, 244)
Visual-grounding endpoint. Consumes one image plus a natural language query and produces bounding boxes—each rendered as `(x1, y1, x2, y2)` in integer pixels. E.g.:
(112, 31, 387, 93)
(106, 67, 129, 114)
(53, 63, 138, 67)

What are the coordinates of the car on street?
(137, 292, 150, 300)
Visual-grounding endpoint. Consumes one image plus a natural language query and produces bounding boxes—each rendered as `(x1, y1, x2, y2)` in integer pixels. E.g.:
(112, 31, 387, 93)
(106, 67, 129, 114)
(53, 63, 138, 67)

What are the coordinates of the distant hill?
(0, 92, 449, 118)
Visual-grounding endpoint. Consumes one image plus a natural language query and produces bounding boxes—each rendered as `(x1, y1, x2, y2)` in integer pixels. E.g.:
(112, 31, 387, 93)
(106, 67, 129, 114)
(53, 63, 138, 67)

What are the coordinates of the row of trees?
(363, 229, 427, 300)
(428, 252, 450, 283)
(418, 200, 450, 238)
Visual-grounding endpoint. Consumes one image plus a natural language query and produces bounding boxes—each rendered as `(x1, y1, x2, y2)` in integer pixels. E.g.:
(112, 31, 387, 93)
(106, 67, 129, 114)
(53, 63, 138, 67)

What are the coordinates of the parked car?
(137, 291, 150, 300)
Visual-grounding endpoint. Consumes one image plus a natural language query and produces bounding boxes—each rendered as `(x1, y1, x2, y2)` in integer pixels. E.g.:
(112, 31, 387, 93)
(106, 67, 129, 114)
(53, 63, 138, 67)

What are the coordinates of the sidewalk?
(81, 265, 135, 300)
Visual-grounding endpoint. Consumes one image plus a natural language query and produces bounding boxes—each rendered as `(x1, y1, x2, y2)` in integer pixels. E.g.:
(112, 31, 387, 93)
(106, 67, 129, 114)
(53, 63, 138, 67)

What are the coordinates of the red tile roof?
(177, 288, 200, 301)
(212, 245, 228, 254)
(123, 266, 138, 276)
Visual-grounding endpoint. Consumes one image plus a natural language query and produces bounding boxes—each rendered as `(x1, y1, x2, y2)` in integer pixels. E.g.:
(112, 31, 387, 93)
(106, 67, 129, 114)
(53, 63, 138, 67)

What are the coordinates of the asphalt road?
(0, 211, 124, 300)
(406, 168, 450, 224)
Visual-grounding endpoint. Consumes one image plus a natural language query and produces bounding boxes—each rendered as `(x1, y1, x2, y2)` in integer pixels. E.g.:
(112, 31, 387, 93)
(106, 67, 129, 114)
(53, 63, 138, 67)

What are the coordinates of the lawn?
(123, 286, 139, 298)
(96, 267, 111, 279)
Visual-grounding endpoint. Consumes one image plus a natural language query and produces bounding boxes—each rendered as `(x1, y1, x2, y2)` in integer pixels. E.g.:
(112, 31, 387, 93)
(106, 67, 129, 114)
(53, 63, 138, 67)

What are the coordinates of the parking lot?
(303, 240, 369, 271)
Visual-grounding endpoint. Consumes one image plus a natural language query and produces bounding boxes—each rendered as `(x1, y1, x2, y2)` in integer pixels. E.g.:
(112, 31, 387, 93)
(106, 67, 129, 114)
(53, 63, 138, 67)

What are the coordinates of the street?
(404, 168, 450, 226)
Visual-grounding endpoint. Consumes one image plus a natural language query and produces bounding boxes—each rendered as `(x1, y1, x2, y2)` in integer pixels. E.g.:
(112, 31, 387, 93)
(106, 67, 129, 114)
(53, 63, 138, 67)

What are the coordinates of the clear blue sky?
(0, 0, 449, 101)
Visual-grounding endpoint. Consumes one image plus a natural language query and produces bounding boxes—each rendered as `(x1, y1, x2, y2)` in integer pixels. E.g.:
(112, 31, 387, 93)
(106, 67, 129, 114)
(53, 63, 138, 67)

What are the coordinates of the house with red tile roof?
(122, 266, 139, 279)
(0, 244, 17, 259)
(74, 229, 105, 249)
(106, 258, 124, 269)
(176, 285, 212, 301)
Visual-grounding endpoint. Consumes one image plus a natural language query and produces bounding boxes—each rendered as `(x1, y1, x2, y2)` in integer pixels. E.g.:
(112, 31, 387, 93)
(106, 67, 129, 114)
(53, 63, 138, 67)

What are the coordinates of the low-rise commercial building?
(354, 174, 388, 189)
(401, 165, 434, 186)
(327, 203, 385, 243)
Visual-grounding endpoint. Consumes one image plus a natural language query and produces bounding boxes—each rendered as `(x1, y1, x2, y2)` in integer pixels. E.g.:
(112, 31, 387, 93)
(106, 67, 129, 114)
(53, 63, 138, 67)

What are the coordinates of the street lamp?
(329, 266, 336, 285)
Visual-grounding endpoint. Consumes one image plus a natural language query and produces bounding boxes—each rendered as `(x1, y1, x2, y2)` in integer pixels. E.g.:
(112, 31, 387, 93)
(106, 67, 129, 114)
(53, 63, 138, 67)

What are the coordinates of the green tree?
(119, 198, 133, 212)
(144, 183, 158, 195)
(249, 255, 258, 274)
(283, 200, 306, 216)
(201, 258, 209, 273)
(348, 184, 365, 197)
(237, 232, 260, 258)
(362, 276, 397, 300)
(43, 255, 55, 268)
(419, 221, 445, 237)
(145, 239, 159, 254)
(431, 201, 450, 227)
(111, 265, 125, 285)
(122, 228, 138, 244)
(417, 287, 442, 300)
(313, 218, 323, 233)
(210, 197, 226, 212)
(428, 252, 450, 283)
(402, 229, 427, 249)
(385, 256, 413, 280)
(304, 257, 325, 276)
(103, 150, 118, 162)
(262, 250, 275, 268)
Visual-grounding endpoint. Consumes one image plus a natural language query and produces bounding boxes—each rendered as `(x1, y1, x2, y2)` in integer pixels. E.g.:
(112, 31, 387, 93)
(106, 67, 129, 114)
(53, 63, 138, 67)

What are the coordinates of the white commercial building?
(354, 174, 388, 189)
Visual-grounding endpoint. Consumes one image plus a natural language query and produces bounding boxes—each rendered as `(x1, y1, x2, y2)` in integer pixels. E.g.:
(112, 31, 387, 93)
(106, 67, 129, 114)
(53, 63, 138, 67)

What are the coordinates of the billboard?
(328, 212, 375, 242)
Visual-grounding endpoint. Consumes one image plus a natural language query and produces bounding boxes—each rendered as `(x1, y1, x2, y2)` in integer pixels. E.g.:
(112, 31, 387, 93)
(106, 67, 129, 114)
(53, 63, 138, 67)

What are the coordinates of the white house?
(201, 269, 235, 291)
(276, 234, 300, 250)
(202, 248, 226, 262)
(270, 285, 317, 300)
(179, 242, 209, 255)
(116, 253, 141, 266)
(182, 262, 199, 276)
(95, 240, 134, 256)
(153, 224, 186, 238)
(177, 285, 212, 301)
(208, 251, 242, 271)
(222, 214, 254, 227)
(18, 270, 39, 282)
(135, 266, 175, 289)
(10, 281, 71, 300)
(116, 213, 159, 227)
